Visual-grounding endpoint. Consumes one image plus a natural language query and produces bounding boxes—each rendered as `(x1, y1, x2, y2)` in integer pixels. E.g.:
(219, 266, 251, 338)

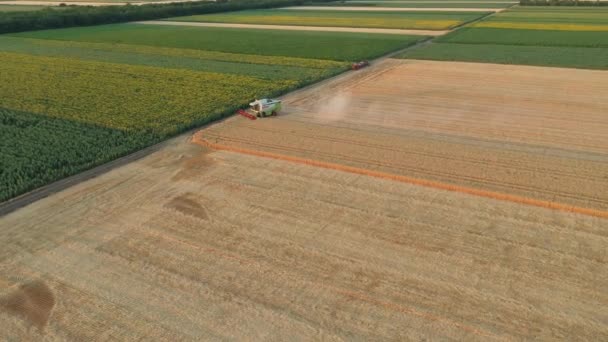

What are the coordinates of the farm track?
(139, 21, 448, 36)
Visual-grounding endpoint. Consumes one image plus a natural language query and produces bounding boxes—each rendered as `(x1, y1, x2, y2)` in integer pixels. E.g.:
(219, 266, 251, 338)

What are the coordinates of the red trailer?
(351, 60, 370, 70)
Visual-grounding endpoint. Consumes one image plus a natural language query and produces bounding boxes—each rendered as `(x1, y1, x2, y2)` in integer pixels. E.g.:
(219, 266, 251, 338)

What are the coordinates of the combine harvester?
(237, 62, 368, 121)
(237, 98, 282, 120)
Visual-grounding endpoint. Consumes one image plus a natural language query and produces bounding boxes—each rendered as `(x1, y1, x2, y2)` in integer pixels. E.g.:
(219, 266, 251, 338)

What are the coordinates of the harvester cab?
(236, 98, 282, 120)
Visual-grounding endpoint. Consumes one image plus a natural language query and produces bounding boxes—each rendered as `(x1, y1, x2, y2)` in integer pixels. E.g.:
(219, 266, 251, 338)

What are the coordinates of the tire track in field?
(194, 132, 608, 219)
(223, 122, 608, 181)
(203, 132, 608, 208)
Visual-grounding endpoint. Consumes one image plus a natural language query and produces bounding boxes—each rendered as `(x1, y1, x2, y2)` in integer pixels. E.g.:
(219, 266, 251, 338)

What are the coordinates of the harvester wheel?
(272, 111, 277, 116)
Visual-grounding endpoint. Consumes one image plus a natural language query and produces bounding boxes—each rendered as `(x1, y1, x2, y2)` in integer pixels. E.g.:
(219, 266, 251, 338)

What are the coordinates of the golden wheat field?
(202, 59, 608, 211)
(1, 59, 607, 340)
(1, 136, 607, 340)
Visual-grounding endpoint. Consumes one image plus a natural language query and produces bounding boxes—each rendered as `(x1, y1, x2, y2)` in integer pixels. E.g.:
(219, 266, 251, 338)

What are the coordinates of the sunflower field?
(2, 22, 420, 202)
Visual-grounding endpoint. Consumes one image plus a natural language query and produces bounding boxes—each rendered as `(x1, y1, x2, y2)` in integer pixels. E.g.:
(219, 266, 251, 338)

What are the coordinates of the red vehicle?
(351, 60, 370, 70)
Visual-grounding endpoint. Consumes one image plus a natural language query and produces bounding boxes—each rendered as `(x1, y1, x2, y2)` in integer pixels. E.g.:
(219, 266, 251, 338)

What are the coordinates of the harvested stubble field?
(201, 59, 608, 211)
(1, 131, 607, 340)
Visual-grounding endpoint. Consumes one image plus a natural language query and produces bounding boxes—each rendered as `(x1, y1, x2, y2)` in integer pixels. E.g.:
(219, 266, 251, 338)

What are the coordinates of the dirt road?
(139, 20, 449, 35)
(283, 6, 503, 12)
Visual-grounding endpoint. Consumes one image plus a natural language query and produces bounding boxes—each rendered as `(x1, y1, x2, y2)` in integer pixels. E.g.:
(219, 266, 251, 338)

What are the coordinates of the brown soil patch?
(171, 147, 215, 181)
(166, 193, 209, 220)
(0, 281, 55, 330)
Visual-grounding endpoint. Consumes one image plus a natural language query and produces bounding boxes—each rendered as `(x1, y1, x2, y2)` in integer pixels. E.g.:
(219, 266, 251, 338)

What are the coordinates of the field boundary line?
(194, 133, 608, 219)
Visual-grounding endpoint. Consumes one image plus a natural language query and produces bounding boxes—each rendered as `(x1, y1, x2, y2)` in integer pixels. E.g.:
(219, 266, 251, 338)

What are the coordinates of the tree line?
(0, 0, 335, 34)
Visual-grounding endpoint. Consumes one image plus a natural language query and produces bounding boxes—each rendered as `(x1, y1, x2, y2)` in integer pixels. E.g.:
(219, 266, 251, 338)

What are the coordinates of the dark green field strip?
(342, 0, 511, 2)
(0, 108, 155, 202)
(342, 2, 514, 8)
(437, 27, 608, 47)
(399, 42, 608, 69)
(12, 23, 426, 61)
(0, 36, 331, 81)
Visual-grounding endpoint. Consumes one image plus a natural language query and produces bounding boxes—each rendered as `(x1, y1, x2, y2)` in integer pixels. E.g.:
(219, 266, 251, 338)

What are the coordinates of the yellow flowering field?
(167, 10, 486, 30)
(6, 37, 346, 69)
(0, 52, 296, 136)
(176, 15, 461, 30)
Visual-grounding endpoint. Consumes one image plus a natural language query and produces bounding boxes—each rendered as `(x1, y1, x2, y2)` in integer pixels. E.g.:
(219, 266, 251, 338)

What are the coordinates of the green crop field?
(0, 108, 154, 201)
(0, 37, 340, 80)
(13, 23, 425, 60)
(402, 43, 608, 69)
(1, 23, 427, 201)
(166, 9, 490, 30)
(335, 1, 515, 8)
(398, 6, 608, 69)
(488, 8, 608, 24)
(438, 27, 608, 47)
